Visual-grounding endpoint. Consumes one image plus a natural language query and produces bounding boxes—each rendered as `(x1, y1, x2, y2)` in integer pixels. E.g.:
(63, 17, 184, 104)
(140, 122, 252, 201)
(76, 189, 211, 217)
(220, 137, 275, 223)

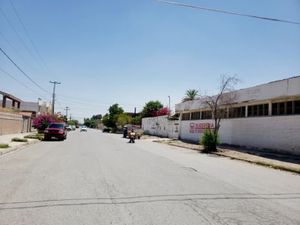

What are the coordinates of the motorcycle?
(128, 131, 136, 143)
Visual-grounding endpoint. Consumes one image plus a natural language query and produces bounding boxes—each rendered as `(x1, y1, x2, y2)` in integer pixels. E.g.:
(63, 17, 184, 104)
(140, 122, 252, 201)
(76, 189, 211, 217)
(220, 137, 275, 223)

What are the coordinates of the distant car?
(44, 123, 67, 141)
(66, 126, 72, 131)
(71, 125, 76, 130)
(80, 126, 87, 132)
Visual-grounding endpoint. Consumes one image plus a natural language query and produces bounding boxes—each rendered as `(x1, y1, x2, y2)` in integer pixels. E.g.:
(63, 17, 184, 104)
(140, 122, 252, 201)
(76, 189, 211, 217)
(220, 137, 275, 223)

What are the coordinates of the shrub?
(33, 114, 62, 132)
(150, 107, 170, 117)
(200, 129, 219, 152)
(11, 138, 28, 142)
(0, 143, 9, 148)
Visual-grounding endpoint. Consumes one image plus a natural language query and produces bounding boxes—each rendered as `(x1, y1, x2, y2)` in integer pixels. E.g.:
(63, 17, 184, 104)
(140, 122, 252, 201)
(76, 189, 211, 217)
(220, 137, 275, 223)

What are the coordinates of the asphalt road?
(0, 129, 299, 225)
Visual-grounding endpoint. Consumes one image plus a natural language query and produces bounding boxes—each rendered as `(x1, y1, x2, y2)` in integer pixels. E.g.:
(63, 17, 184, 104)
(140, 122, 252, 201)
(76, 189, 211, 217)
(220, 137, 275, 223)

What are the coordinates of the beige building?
(0, 92, 52, 135)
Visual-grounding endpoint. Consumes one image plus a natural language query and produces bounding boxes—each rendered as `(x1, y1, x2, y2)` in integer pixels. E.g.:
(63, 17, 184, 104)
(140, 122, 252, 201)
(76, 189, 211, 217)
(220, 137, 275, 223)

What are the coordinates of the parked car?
(71, 125, 76, 130)
(80, 126, 87, 132)
(44, 123, 67, 141)
(102, 127, 111, 133)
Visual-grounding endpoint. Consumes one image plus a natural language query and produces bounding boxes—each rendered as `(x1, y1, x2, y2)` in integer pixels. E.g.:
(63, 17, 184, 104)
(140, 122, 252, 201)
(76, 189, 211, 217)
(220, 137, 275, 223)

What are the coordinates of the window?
(279, 102, 285, 115)
(287, 101, 293, 115)
(201, 111, 212, 119)
(272, 100, 300, 115)
(295, 100, 300, 114)
(272, 103, 278, 115)
(229, 106, 245, 118)
(181, 113, 190, 121)
(49, 123, 64, 128)
(191, 111, 201, 120)
(248, 104, 268, 117)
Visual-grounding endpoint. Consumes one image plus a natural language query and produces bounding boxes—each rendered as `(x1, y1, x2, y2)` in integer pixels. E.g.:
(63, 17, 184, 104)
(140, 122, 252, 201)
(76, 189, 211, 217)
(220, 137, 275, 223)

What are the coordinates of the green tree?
(109, 104, 124, 116)
(117, 113, 132, 127)
(67, 119, 79, 126)
(142, 101, 163, 118)
(102, 114, 112, 128)
(182, 89, 198, 102)
(91, 114, 102, 120)
(102, 104, 124, 131)
(83, 114, 102, 128)
(131, 115, 142, 125)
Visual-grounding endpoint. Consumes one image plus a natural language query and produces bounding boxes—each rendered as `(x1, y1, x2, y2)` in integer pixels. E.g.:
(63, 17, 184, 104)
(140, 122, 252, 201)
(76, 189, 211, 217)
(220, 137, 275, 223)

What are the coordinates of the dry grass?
(0, 143, 9, 148)
(11, 137, 28, 142)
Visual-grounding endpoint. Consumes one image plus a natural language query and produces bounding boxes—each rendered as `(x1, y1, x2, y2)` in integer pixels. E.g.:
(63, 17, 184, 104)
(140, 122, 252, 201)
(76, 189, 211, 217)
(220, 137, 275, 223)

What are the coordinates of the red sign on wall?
(189, 122, 214, 133)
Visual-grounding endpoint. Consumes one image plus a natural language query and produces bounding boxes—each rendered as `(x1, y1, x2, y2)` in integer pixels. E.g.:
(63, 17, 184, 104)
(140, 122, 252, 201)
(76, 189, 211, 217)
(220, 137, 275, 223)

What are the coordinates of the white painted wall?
(179, 115, 300, 154)
(142, 116, 179, 139)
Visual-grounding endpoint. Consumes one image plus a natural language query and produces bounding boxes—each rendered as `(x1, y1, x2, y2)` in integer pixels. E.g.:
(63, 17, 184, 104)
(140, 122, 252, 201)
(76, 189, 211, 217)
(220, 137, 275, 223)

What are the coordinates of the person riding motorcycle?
(128, 129, 136, 143)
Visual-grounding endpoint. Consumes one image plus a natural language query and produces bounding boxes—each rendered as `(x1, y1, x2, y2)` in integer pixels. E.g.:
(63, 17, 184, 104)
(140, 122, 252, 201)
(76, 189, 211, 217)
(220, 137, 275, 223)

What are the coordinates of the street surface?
(0, 129, 299, 225)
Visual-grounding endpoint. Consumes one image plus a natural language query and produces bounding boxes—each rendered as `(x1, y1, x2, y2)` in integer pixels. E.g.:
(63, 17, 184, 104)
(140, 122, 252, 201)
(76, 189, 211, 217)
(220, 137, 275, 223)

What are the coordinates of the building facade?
(175, 76, 300, 154)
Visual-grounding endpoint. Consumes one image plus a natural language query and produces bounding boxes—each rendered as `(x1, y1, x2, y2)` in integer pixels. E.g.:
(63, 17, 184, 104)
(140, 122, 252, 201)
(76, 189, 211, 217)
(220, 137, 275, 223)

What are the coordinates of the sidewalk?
(150, 137, 300, 174)
(0, 132, 39, 156)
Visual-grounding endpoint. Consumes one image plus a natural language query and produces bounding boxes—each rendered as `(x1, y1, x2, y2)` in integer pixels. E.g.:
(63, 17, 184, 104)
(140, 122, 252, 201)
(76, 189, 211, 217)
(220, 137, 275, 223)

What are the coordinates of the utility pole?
(37, 98, 42, 115)
(64, 107, 70, 120)
(49, 81, 61, 115)
(168, 95, 171, 116)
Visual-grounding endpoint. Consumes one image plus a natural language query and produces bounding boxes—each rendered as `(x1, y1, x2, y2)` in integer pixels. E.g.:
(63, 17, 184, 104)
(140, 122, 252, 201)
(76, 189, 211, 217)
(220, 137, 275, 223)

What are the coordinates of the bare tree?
(203, 75, 239, 151)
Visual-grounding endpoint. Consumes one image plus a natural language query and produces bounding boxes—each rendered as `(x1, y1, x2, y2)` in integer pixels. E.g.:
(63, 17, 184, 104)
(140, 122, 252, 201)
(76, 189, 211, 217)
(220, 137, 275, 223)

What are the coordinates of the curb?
(0, 139, 40, 157)
(153, 140, 300, 175)
(214, 152, 300, 175)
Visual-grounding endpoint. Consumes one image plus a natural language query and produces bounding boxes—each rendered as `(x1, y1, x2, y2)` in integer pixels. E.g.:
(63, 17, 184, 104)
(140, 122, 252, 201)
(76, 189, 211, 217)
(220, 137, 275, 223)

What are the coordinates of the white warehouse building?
(175, 76, 300, 155)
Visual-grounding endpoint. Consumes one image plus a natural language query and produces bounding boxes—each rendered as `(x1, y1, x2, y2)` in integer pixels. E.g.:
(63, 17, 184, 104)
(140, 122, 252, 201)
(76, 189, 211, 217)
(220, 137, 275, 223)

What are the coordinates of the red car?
(44, 123, 67, 141)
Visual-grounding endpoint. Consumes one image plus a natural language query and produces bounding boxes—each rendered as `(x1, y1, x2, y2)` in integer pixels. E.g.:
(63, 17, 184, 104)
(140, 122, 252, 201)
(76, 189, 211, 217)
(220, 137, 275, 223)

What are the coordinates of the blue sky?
(1, 0, 300, 121)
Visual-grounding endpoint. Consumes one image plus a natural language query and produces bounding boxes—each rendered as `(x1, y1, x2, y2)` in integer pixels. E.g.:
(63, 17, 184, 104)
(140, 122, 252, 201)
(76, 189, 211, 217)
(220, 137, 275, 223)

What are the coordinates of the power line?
(155, 0, 300, 25)
(0, 31, 29, 65)
(8, 0, 50, 71)
(0, 67, 38, 95)
(0, 67, 50, 102)
(0, 47, 50, 93)
(0, 7, 45, 68)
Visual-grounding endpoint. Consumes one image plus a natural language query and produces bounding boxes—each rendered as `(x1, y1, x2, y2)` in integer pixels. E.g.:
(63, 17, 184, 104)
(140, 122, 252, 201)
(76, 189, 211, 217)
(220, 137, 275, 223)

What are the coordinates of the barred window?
(287, 101, 293, 115)
(248, 104, 268, 117)
(191, 111, 201, 120)
(229, 106, 245, 118)
(201, 111, 212, 119)
(295, 101, 300, 114)
(181, 113, 190, 121)
(272, 100, 300, 115)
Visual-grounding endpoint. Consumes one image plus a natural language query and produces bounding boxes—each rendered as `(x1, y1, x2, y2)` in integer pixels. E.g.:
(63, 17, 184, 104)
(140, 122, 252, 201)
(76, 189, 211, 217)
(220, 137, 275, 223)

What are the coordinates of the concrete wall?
(0, 112, 31, 135)
(179, 115, 300, 154)
(142, 116, 179, 139)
